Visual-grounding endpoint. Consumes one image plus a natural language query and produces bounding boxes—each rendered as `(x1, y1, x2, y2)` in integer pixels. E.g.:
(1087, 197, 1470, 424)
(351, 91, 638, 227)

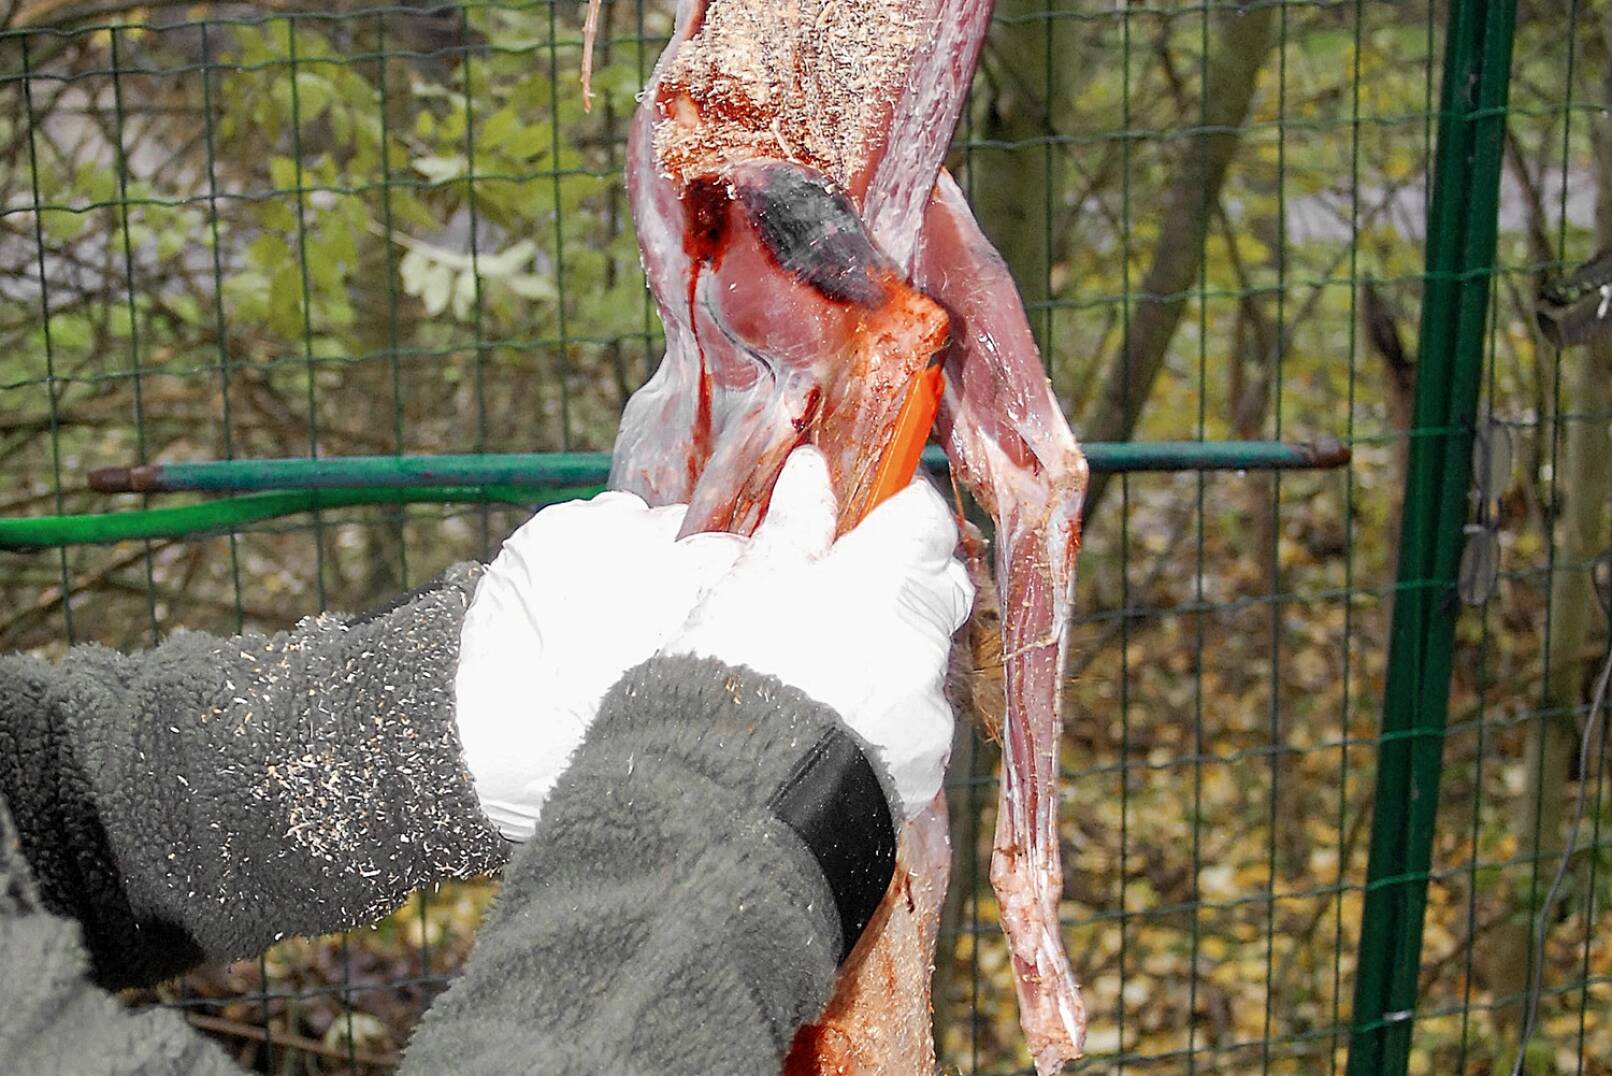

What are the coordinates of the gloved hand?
(664, 447, 974, 818)
(455, 493, 743, 840)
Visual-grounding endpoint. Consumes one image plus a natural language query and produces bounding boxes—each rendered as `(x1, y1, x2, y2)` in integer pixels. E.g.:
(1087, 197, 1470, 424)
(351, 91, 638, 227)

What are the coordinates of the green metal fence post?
(1345, 1, 1518, 1073)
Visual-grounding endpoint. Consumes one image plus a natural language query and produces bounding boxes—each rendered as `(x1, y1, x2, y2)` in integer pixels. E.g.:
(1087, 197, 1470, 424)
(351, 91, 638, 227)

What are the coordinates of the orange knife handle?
(852, 363, 945, 528)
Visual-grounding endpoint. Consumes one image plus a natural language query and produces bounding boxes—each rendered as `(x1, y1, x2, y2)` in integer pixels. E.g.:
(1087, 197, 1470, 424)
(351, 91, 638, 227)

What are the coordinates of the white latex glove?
(664, 447, 974, 818)
(455, 493, 743, 840)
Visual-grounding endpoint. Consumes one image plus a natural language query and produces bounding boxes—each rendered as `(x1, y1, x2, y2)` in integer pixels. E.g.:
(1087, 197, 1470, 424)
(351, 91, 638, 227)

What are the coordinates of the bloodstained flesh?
(600, 1, 1089, 1071)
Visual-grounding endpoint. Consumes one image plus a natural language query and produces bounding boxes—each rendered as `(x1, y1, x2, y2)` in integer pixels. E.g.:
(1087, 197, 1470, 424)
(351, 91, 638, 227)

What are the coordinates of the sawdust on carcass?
(653, 0, 928, 190)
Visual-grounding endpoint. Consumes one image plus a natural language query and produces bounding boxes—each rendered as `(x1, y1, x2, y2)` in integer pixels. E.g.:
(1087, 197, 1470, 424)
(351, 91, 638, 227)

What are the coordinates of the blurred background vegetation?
(0, 0, 1608, 1072)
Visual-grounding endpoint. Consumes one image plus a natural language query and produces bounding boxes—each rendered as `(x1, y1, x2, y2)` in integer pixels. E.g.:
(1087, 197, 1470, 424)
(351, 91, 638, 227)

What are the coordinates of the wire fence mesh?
(0, 0, 1607, 1073)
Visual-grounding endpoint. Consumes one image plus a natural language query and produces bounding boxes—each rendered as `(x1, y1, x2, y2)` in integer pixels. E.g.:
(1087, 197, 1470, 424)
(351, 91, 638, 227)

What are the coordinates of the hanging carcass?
(590, 1, 1089, 1071)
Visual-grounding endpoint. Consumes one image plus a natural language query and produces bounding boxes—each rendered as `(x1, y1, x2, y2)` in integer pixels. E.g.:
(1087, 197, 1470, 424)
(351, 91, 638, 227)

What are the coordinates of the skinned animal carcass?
(594, 1, 1089, 1071)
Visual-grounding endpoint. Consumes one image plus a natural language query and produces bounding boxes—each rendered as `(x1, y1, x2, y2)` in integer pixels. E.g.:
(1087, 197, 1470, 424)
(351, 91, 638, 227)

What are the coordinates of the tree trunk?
(969, 0, 1080, 356)
(1361, 277, 1417, 627)
(1078, 1, 1278, 520)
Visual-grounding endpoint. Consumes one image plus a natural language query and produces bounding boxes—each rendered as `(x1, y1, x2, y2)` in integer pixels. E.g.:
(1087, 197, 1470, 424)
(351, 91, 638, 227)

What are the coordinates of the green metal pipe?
(1345, 1, 1517, 1073)
(0, 485, 600, 551)
(89, 454, 614, 494)
(7, 439, 1350, 550)
(85, 439, 1350, 495)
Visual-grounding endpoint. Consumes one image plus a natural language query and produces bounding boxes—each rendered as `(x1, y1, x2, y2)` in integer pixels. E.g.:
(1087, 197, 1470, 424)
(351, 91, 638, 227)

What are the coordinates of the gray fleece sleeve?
(398, 654, 900, 1076)
(0, 564, 508, 991)
(0, 798, 239, 1075)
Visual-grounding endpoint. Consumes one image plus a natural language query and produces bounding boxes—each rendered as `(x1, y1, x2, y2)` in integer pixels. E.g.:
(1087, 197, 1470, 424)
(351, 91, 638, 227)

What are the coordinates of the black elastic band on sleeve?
(766, 727, 897, 963)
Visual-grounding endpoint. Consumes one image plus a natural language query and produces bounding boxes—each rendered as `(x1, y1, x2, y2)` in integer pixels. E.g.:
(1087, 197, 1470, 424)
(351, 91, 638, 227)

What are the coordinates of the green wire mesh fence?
(1, 0, 1608, 1072)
